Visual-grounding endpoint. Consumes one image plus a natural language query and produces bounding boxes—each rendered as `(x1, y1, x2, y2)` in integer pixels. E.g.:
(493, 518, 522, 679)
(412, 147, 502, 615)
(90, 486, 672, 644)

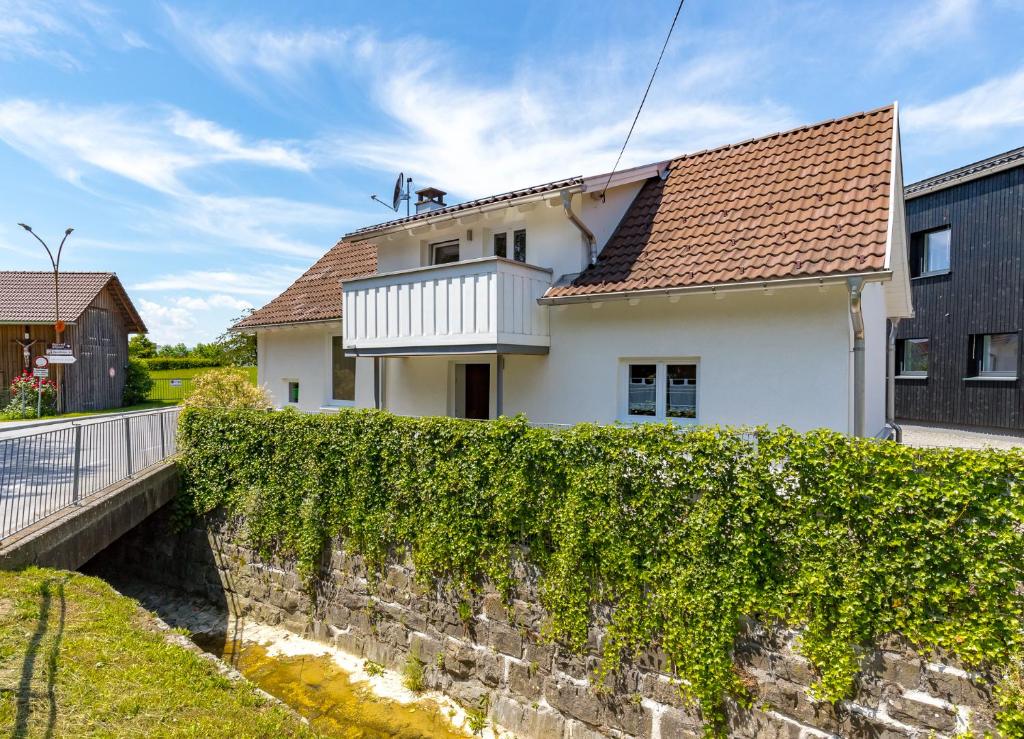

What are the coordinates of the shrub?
(142, 357, 225, 372)
(123, 359, 155, 406)
(2, 371, 57, 419)
(181, 368, 270, 410)
(401, 652, 426, 693)
(177, 409, 1024, 732)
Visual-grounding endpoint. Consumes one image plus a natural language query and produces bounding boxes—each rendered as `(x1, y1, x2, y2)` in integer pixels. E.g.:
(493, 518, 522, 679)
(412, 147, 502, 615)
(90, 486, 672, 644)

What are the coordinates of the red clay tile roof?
(545, 106, 896, 299)
(233, 239, 377, 330)
(345, 177, 583, 238)
(0, 271, 146, 332)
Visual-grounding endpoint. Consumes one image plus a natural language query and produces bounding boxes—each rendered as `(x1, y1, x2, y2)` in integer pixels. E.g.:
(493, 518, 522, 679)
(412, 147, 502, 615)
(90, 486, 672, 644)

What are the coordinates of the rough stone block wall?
(93, 507, 1002, 738)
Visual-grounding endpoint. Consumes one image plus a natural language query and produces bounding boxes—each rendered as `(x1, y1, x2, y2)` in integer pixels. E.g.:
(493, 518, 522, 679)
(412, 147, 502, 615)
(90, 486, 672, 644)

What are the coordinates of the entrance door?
(464, 364, 490, 420)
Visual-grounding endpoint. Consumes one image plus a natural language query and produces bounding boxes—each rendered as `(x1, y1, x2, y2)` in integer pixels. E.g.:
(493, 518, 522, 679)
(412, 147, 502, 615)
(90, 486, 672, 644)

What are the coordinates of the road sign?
(46, 354, 76, 364)
(170, 379, 183, 387)
(33, 356, 49, 370)
(32, 367, 49, 378)
(48, 342, 72, 355)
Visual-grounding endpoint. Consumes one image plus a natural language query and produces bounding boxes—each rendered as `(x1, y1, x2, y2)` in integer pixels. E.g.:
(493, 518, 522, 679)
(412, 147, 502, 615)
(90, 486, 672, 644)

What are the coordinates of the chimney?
(415, 187, 447, 214)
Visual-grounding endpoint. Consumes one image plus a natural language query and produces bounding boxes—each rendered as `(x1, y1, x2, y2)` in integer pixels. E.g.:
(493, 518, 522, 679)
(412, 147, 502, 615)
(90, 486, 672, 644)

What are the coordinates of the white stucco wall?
(370, 285, 860, 433)
(373, 181, 642, 283)
(257, 322, 370, 413)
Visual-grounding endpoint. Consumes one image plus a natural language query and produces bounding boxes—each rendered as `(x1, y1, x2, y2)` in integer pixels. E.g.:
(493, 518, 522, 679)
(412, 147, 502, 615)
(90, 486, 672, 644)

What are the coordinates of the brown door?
(464, 364, 490, 420)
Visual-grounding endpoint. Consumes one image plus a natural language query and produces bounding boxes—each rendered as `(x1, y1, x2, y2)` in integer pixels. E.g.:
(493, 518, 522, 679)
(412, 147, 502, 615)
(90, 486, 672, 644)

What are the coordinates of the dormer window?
(910, 226, 951, 278)
(492, 229, 527, 263)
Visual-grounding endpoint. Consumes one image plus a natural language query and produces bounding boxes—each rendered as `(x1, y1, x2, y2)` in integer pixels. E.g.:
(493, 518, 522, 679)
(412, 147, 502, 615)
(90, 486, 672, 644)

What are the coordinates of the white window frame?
(284, 379, 300, 405)
(620, 358, 699, 424)
(978, 332, 1019, 379)
(324, 334, 356, 408)
(898, 338, 929, 378)
(913, 227, 951, 279)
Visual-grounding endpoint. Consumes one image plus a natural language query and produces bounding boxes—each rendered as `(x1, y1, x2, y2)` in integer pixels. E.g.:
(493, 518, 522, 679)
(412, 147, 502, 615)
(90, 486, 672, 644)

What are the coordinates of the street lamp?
(17, 223, 74, 413)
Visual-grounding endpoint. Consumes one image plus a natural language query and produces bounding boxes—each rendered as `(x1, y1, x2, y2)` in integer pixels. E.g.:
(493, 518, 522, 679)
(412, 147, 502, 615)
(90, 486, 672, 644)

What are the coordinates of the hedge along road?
(0, 407, 179, 540)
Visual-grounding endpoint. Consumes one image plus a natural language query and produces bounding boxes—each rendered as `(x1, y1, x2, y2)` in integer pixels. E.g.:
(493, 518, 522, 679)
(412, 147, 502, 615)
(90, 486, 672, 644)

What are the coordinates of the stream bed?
(192, 624, 476, 739)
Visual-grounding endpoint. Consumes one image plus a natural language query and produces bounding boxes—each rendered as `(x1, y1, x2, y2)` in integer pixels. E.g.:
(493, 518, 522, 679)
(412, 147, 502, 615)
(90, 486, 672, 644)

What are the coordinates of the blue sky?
(1, 0, 1022, 345)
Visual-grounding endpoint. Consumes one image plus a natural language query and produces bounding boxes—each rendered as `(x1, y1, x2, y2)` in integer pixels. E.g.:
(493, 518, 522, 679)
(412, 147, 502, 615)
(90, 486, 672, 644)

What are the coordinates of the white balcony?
(342, 257, 552, 356)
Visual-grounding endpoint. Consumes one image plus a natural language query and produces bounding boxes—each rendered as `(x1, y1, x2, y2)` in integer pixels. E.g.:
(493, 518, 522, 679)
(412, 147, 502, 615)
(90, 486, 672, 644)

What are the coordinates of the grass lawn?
(0, 568, 315, 738)
(150, 366, 257, 382)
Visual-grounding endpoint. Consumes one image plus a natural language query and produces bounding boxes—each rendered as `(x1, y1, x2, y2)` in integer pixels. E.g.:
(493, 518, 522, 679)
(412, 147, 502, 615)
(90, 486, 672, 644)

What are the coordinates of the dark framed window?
(287, 381, 299, 404)
(493, 232, 507, 258)
(896, 338, 929, 377)
(969, 332, 1019, 378)
(331, 336, 356, 402)
(431, 240, 459, 265)
(665, 364, 697, 418)
(910, 227, 951, 278)
(513, 229, 526, 263)
(626, 361, 698, 420)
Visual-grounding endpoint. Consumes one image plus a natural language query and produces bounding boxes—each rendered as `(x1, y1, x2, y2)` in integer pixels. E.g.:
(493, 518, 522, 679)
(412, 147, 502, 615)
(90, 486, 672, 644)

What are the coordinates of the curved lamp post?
(17, 224, 74, 413)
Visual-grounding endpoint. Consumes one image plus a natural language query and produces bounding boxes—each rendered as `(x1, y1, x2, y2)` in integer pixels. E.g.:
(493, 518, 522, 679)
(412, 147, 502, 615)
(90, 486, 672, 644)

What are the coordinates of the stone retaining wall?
(93, 506, 1002, 738)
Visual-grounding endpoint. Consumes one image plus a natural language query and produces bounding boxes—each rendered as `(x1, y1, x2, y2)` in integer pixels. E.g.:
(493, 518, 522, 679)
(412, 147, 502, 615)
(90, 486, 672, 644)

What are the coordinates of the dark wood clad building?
(0, 272, 147, 412)
(895, 147, 1024, 430)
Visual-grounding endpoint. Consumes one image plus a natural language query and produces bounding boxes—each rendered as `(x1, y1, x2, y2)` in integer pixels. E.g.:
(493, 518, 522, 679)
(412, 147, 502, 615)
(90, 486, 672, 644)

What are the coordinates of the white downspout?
(561, 189, 596, 267)
(886, 318, 902, 442)
(848, 277, 865, 437)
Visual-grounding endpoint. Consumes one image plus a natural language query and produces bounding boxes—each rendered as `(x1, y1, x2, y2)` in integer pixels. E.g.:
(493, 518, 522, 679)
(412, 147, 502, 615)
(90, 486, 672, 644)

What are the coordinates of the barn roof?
(0, 271, 147, 333)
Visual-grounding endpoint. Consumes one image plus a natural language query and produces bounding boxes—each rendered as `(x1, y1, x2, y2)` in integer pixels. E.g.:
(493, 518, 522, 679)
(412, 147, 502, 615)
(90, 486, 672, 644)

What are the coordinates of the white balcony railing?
(342, 257, 552, 355)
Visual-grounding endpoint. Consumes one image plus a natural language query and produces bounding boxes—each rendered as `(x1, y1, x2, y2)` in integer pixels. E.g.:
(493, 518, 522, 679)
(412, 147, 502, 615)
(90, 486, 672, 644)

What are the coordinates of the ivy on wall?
(177, 408, 1024, 732)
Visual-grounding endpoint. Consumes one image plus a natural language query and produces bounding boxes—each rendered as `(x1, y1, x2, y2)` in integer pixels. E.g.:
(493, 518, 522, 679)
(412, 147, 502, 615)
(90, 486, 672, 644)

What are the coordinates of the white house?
(235, 105, 913, 436)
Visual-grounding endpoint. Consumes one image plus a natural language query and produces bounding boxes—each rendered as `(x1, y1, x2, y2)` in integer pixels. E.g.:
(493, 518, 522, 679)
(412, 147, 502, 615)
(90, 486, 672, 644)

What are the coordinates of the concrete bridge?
(0, 407, 181, 570)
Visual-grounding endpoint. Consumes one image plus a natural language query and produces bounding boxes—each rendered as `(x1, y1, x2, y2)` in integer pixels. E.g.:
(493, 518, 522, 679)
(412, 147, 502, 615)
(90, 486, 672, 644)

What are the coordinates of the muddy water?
(198, 637, 468, 739)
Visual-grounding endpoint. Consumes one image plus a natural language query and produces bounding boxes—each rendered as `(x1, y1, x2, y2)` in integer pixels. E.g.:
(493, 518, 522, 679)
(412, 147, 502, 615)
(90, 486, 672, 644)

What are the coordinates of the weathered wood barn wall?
(0, 273, 145, 413)
(895, 150, 1024, 430)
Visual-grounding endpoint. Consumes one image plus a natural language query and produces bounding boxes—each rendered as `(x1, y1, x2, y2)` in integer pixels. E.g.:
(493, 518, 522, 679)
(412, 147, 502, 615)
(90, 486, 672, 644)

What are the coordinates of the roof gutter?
(847, 276, 866, 438)
(537, 269, 893, 306)
(230, 317, 342, 334)
(560, 189, 597, 266)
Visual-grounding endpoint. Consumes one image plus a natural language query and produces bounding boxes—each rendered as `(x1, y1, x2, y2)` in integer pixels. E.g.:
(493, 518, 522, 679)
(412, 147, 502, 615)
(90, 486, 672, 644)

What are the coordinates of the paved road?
(899, 422, 1024, 450)
(0, 408, 179, 540)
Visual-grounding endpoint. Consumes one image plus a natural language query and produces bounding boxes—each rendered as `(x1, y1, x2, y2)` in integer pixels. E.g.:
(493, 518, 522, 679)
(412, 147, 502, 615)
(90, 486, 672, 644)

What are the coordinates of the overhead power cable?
(600, 0, 686, 201)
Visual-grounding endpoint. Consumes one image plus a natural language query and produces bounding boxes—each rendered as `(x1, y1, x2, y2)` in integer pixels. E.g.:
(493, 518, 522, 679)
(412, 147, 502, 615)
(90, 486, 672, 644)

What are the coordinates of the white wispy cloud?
(166, 11, 795, 198)
(0, 100, 310, 195)
(904, 66, 1024, 133)
(0, 0, 149, 69)
(882, 0, 978, 56)
(132, 268, 301, 298)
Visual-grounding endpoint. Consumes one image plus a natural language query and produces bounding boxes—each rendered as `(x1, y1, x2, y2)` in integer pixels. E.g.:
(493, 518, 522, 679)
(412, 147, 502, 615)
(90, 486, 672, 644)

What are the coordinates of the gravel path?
(898, 422, 1024, 450)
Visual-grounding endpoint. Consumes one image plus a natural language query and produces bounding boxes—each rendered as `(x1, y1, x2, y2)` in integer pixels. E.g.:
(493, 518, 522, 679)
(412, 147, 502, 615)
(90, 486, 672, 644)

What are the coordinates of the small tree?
(123, 359, 154, 405)
(128, 334, 157, 358)
(182, 367, 270, 410)
(215, 309, 257, 367)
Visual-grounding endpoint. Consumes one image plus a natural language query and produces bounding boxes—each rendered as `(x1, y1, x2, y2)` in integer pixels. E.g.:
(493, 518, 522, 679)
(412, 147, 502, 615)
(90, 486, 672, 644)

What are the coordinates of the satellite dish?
(392, 172, 404, 212)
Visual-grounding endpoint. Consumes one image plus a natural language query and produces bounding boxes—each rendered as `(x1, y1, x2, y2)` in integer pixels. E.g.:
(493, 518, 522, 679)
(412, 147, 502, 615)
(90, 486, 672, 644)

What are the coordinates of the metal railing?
(0, 406, 181, 541)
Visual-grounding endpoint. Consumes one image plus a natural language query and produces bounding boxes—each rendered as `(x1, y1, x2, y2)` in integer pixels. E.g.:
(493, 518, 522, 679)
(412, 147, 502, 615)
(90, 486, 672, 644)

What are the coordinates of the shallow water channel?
(194, 631, 471, 738)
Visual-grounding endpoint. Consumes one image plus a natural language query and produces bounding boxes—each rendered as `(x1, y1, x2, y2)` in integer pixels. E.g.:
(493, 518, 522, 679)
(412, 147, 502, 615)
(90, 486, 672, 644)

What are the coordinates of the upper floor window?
(492, 229, 527, 263)
(896, 338, 929, 377)
(910, 226, 951, 278)
(970, 332, 1019, 379)
(432, 240, 459, 265)
(625, 360, 698, 422)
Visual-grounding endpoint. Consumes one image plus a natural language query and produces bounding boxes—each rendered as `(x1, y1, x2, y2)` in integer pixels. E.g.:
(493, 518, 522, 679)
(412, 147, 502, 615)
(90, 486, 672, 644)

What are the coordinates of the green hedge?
(177, 409, 1024, 731)
(142, 357, 224, 371)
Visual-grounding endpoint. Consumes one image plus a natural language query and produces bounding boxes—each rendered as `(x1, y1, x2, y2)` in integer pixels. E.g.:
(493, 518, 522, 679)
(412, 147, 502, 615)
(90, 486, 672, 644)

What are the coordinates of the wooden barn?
(0, 271, 147, 412)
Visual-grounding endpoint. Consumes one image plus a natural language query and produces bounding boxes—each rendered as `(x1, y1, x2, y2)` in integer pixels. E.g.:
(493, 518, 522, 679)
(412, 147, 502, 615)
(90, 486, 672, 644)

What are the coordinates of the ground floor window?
(287, 381, 299, 404)
(970, 332, 1019, 378)
(897, 338, 929, 377)
(331, 336, 356, 402)
(625, 360, 698, 421)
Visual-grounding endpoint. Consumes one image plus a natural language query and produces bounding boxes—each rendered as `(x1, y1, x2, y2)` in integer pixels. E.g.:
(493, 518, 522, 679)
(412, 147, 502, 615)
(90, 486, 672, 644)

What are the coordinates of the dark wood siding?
(0, 285, 131, 413)
(896, 165, 1024, 429)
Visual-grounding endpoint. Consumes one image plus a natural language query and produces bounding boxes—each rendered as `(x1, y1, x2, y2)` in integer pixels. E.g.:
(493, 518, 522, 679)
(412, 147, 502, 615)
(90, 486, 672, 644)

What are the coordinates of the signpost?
(46, 343, 76, 364)
(32, 356, 49, 417)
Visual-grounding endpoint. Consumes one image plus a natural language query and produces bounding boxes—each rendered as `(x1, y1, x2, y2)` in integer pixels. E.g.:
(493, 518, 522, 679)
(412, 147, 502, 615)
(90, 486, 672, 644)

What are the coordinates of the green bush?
(142, 357, 224, 372)
(2, 371, 57, 419)
(181, 367, 269, 410)
(123, 359, 155, 405)
(177, 409, 1024, 731)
